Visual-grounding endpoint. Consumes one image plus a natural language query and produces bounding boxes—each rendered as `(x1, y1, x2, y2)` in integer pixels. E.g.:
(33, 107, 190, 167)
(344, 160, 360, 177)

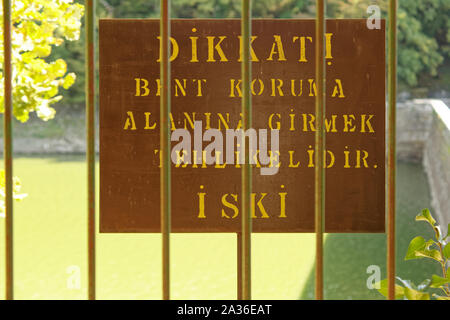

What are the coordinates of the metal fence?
(2, 0, 397, 300)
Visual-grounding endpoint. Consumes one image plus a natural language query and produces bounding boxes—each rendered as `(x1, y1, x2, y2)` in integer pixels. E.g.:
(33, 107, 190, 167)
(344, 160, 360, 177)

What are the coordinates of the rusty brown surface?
(315, 0, 326, 300)
(3, 0, 13, 300)
(160, 0, 171, 300)
(387, 0, 397, 300)
(99, 19, 385, 233)
(85, 0, 96, 300)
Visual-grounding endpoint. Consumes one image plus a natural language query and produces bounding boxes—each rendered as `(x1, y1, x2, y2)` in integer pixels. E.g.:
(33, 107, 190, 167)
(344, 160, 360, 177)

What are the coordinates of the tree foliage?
(397, 0, 449, 87)
(0, 171, 27, 218)
(0, 0, 84, 122)
(170, 0, 311, 19)
(96, 0, 311, 19)
(327, 0, 449, 87)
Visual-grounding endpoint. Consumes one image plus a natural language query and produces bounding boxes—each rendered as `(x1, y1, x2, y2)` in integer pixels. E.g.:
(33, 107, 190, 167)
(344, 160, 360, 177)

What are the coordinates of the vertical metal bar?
(2, 0, 13, 301)
(160, 0, 171, 301)
(85, 0, 96, 300)
(240, 0, 252, 300)
(237, 232, 242, 300)
(314, 0, 326, 301)
(387, 0, 397, 301)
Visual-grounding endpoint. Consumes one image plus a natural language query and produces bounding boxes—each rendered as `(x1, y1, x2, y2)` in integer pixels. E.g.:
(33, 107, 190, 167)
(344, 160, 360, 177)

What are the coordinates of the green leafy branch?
(0, 0, 84, 122)
(377, 209, 450, 300)
(0, 170, 27, 218)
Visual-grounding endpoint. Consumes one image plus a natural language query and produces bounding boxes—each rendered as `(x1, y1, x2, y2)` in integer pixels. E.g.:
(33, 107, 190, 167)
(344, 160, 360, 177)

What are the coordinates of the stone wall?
(420, 100, 450, 235)
(393, 99, 449, 234)
(396, 101, 433, 162)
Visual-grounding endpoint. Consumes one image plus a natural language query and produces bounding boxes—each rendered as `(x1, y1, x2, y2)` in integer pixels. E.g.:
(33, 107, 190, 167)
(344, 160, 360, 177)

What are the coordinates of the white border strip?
(415, 99, 450, 130)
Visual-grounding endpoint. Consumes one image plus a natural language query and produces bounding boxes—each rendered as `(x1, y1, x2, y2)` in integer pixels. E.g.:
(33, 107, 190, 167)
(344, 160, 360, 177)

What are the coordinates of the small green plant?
(377, 209, 450, 300)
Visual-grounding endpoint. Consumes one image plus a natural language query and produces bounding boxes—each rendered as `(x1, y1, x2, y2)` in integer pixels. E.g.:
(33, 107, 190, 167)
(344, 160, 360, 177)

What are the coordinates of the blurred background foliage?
(26, 0, 450, 110)
(0, 0, 84, 121)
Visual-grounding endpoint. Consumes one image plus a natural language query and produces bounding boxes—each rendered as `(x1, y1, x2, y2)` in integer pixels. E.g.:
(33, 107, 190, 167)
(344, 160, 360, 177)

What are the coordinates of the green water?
(0, 156, 315, 299)
(300, 161, 440, 299)
(0, 157, 436, 299)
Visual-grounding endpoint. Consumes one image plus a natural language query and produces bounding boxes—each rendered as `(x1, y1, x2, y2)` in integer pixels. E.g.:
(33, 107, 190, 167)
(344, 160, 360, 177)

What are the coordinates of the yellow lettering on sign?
(267, 35, 287, 61)
(207, 36, 228, 62)
(123, 111, 136, 130)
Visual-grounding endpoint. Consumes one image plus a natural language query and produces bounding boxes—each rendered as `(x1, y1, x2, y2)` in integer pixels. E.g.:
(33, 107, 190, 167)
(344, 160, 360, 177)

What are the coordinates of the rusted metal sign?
(99, 19, 385, 233)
